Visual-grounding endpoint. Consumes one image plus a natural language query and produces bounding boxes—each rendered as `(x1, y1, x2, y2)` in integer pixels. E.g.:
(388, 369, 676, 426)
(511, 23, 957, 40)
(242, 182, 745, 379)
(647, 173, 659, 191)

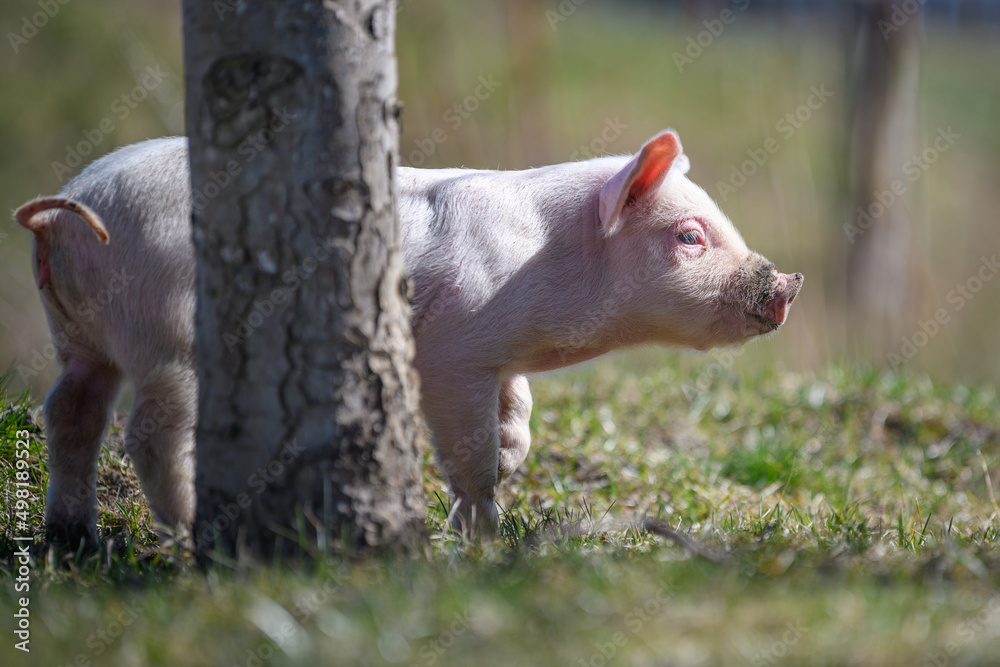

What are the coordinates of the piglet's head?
(598, 130, 803, 350)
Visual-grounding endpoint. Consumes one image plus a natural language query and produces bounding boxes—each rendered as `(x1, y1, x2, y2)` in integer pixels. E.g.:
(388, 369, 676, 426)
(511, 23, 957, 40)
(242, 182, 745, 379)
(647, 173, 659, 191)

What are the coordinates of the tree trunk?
(182, 0, 424, 559)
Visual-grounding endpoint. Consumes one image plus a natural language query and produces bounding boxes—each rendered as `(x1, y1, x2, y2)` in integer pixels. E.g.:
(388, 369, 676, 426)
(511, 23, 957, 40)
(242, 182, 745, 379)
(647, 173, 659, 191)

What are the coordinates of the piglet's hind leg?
(44, 357, 122, 550)
(124, 363, 197, 536)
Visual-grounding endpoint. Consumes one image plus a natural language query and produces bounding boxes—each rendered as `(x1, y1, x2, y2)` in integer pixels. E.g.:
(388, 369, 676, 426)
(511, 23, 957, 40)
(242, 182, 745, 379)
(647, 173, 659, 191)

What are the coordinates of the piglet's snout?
(762, 271, 804, 326)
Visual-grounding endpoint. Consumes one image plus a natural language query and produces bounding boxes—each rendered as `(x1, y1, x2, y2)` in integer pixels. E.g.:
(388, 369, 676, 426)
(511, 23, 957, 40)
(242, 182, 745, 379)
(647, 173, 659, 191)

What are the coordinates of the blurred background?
(1, 0, 998, 400)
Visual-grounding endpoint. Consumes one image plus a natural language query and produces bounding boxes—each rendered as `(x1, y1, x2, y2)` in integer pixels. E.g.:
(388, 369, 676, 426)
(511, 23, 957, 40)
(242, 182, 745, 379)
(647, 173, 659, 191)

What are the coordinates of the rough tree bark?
(182, 0, 424, 558)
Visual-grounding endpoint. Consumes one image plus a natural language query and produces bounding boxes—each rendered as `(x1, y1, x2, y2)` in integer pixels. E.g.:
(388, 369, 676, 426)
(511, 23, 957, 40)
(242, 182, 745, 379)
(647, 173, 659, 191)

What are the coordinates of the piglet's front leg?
(419, 369, 503, 538)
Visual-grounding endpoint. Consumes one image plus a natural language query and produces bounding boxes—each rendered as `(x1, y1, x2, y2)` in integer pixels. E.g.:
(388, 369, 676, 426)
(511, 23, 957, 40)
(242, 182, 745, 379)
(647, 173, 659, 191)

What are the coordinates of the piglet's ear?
(599, 130, 682, 235)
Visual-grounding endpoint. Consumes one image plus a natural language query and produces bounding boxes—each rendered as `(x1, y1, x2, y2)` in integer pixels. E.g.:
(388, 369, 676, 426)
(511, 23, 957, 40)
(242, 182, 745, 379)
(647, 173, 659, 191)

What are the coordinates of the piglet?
(16, 130, 802, 545)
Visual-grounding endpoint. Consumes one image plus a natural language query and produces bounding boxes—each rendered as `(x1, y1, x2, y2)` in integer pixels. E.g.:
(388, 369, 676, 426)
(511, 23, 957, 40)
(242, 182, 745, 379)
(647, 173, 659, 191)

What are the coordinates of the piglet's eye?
(677, 231, 700, 245)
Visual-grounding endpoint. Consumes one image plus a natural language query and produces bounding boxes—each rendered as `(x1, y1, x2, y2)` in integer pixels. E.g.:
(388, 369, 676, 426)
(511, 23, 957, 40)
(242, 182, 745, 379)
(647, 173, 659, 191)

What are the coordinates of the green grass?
(1, 353, 998, 666)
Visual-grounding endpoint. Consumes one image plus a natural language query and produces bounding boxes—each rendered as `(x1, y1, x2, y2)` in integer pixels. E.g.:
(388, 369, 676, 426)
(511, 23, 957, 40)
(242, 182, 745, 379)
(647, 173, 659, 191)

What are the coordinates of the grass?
(1, 352, 998, 666)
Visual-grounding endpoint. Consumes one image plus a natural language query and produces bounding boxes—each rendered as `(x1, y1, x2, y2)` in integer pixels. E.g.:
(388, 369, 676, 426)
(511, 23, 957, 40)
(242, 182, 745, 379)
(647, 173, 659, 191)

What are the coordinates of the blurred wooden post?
(842, 0, 921, 358)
